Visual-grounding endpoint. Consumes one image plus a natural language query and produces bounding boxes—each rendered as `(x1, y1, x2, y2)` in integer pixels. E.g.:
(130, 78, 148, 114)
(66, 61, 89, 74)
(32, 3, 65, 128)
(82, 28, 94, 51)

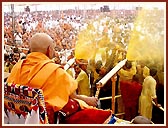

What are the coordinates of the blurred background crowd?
(3, 3, 165, 124)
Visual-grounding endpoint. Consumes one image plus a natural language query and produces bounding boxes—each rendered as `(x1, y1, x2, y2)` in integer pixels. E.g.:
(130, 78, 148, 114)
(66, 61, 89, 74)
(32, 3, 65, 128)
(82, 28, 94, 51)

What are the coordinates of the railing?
(64, 57, 128, 114)
(94, 58, 165, 115)
(95, 59, 127, 113)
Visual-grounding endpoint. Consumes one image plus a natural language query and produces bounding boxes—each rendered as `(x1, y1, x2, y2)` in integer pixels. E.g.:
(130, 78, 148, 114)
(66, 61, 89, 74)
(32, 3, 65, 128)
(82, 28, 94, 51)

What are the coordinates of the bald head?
(30, 33, 55, 58)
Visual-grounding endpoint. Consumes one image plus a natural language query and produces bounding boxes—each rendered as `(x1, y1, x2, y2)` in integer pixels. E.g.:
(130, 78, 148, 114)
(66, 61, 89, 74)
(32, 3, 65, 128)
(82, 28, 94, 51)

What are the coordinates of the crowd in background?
(3, 6, 164, 123)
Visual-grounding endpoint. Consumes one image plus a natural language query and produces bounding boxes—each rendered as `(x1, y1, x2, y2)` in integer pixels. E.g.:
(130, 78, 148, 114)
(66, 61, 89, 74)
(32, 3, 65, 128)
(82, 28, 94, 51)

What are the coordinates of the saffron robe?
(7, 52, 78, 112)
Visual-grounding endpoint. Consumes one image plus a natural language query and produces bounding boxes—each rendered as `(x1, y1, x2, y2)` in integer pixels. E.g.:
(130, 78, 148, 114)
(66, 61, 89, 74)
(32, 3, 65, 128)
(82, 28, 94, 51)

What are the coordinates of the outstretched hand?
(70, 92, 99, 107)
(84, 96, 98, 107)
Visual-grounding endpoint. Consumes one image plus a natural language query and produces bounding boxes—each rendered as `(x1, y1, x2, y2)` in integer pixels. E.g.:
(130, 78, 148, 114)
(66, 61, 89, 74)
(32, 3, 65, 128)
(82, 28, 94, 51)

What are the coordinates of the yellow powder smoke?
(75, 20, 111, 61)
(126, 8, 164, 67)
(75, 22, 97, 60)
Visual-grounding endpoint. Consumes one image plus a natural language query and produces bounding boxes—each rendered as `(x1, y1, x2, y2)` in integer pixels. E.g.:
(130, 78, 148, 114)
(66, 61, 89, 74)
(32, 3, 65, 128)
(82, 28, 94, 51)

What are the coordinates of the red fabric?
(124, 106, 137, 121)
(46, 107, 55, 124)
(46, 99, 112, 124)
(63, 109, 112, 124)
(120, 81, 142, 107)
(120, 81, 142, 120)
(61, 99, 80, 116)
(46, 99, 80, 124)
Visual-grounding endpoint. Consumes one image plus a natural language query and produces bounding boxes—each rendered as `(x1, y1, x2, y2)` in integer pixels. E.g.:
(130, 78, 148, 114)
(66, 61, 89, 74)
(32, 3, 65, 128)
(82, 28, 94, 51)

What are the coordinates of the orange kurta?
(7, 52, 78, 112)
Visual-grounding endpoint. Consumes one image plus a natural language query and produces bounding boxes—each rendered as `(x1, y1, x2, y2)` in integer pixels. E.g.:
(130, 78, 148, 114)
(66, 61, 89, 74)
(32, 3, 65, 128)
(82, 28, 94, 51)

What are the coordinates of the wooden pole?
(111, 74, 117, 113)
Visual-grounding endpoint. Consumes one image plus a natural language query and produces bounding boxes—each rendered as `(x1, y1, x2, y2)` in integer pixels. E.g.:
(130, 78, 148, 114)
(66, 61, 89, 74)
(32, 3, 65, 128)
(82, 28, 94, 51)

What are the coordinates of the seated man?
(7, 33, 113, 124)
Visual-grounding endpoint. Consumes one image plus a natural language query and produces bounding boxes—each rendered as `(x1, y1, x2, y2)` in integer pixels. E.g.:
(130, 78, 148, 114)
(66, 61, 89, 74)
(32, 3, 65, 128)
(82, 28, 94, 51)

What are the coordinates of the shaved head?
(30, 33, 55, 59)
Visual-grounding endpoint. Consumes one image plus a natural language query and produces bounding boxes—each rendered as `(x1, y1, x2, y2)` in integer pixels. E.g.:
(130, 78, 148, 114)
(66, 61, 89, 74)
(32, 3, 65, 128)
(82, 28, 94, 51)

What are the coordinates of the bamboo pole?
(99, 95, 121, 101)
(111, 74, 117, 112)
(95, 59, 127, 98)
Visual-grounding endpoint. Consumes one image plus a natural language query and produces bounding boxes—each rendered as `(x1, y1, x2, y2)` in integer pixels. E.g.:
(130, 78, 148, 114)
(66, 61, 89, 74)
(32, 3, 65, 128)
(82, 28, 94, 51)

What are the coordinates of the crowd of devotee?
(3, 4, 165, 124)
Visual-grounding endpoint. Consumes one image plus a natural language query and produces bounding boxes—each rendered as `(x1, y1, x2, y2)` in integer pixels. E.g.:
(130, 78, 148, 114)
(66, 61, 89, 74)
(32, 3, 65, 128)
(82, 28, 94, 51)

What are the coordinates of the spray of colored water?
(75, 8, 165, 72)
(75, 16, 119, 64)
(126, 8, 164, 70)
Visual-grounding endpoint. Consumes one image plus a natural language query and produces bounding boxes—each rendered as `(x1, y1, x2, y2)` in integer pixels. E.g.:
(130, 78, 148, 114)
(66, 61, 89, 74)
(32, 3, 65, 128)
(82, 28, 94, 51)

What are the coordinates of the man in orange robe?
(7, 33, 112, 124)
